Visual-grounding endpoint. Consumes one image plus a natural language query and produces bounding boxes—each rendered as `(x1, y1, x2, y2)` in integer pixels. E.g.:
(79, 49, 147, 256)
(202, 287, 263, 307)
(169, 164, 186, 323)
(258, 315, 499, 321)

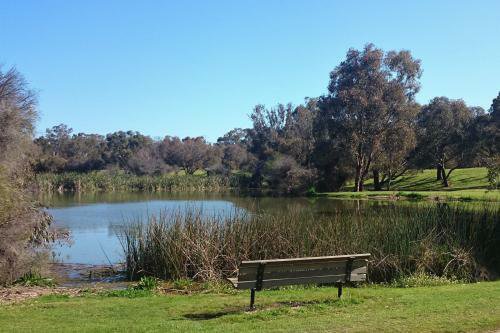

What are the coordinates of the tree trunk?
(354, 164, 362, 192)
(373, 169, 381, 191)
(436, 163, 443, 180)
(442, 174, 449, 187)
(442, 168, 455, 188)
(355, 153, 371, 192)
(443, 178, 450, 187)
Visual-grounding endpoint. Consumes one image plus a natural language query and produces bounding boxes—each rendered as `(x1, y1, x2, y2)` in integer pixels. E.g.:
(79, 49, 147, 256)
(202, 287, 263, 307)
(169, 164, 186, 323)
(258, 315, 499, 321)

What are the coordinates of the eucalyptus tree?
(104, 131, 152, 169)
(317, 44, 422, 191)
(476, 92, 500, 188)
(282, 98, 318, 167)
(416, 97, 478, 187)
(487, 92, 500, 155)
(35, 124, 74, 172)
(66, 133, 106, 171)
(160, 136, 217, 174)
(127, 142, 172, 176)
(373, 116, 418, 190)
(247, 102, 318, 192)
(247, 103, 291, 186)
(248, 103, 291, 159)
(217, 128, 253, 172)
(491, 92, 500, 122)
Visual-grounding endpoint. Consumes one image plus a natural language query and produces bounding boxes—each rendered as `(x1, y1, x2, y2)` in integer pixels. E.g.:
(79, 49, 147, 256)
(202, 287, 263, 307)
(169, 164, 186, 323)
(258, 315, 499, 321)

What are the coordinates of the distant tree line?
(33, 44, 500, 193)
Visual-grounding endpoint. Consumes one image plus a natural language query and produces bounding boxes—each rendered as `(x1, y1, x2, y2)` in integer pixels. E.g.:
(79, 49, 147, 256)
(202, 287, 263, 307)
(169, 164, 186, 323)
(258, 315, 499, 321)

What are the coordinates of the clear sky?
(1, 1, 499, 141)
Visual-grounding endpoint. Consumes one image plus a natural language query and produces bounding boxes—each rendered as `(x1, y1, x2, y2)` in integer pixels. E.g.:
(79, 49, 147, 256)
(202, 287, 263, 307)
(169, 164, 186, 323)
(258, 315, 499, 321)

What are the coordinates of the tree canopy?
(317, 44, 422, 191)
(29, 45, 499, 193)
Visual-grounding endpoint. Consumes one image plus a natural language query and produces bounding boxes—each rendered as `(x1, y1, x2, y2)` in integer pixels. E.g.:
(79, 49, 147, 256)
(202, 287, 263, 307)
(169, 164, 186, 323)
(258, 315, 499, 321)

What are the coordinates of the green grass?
(363, 167, 490, 191)
(321, 168, 500, 202)
(322, 189, 500, 201)
(1, 282, 499, 332)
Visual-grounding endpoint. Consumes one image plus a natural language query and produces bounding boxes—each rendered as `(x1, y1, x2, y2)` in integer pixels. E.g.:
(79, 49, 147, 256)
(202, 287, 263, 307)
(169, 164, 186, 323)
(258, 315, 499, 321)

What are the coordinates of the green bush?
(15, 271, 55, 287)
(390, 272, 462, 288)
(132, 276, 159, 291)
(172, 278, 194, 290)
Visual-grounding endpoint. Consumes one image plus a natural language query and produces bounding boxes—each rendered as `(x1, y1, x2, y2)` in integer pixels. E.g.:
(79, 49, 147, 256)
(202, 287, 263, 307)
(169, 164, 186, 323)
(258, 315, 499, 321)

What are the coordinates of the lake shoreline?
(315, 189, 500, 202)
(49, 263, 127, 288)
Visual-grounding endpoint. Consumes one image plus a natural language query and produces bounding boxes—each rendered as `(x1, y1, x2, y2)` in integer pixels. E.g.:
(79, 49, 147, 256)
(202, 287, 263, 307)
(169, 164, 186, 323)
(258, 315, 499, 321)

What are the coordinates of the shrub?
(132, 276, 159, 291)
(263, 155, 317, 194)
(0, 67, 55, 285)
(15, 271, 55, 287)
(390, 272, 462, 288)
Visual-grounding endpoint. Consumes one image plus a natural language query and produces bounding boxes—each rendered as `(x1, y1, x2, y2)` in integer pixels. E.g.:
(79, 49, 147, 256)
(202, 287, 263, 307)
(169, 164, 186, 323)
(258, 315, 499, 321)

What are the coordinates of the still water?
(44, 192, 421, 265)
(46, 193, 242, 265)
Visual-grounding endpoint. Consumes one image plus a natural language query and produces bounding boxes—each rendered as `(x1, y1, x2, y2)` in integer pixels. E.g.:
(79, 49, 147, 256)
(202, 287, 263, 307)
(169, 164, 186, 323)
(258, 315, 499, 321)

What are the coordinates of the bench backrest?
(234, 253, 370, 290)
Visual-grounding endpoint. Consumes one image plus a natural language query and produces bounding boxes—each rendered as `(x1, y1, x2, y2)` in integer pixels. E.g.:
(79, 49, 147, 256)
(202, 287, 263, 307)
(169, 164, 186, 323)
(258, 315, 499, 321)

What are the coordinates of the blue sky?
(1, 1, 499, 141)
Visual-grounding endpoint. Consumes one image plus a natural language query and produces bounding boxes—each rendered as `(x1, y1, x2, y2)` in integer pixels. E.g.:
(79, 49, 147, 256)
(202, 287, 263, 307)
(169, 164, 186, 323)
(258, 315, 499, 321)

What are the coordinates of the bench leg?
(337, 283, 343, 298)
(250, 288, 256, 310)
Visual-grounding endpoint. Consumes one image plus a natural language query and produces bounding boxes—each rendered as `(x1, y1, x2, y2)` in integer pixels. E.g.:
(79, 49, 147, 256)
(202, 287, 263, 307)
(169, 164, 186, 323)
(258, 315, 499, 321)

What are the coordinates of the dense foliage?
(0, 66, 53, 285)
(33, 44, 499, 194)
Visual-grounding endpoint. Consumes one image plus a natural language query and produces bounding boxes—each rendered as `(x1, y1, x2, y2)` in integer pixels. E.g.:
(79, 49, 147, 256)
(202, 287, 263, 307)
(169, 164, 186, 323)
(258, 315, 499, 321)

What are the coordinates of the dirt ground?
(0, 286, 80, 304)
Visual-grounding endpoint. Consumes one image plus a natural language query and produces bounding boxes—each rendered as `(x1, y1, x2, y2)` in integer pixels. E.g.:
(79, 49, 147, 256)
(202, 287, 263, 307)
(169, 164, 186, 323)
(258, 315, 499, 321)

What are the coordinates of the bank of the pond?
(320, 167, 500, 202)
(345, 167, 492, 191)
(317, 189, 500, 202)
(36, 168, 499, 203)
(1, 281, 499, 332)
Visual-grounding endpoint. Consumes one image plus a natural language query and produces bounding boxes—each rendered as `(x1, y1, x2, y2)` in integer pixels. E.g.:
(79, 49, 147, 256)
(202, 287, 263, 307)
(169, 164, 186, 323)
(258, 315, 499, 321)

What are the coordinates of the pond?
(44, 192, 493, 266)
(47, 193, 242, 265)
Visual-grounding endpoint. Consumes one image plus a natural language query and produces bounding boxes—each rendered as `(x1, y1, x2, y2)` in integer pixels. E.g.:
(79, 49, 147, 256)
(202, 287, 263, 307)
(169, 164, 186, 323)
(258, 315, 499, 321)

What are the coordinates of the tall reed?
(119, 203, 500, 283)
(36, 171, 234, 193)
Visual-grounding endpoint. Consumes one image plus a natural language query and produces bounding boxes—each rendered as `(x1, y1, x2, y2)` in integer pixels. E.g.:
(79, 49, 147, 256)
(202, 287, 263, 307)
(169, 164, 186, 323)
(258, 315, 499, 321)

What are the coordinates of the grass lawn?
(321, 168, 500, 202)
(1, 282, 499, 332)
(364, 167, 491, 191)
(321, 189, 500, 201)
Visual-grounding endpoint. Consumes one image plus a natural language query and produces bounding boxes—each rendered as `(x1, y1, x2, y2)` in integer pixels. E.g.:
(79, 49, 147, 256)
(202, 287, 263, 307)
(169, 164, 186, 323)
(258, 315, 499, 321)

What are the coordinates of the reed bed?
(35, 171, 233, 193)
(119, 203, 500, 283)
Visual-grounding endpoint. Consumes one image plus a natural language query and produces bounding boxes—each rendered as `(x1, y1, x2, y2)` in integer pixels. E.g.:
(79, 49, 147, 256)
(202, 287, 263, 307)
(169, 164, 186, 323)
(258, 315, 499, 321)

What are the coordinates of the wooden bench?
(228, 253, 370, 309)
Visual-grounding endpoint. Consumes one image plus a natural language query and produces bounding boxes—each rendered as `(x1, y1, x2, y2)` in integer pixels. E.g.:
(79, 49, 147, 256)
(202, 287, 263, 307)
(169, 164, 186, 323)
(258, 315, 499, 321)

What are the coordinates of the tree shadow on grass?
(183, 298, 354, 320)
(276, 297, 356, 308)
(395, 178, 438, 190)
(183, 307, 243, 320)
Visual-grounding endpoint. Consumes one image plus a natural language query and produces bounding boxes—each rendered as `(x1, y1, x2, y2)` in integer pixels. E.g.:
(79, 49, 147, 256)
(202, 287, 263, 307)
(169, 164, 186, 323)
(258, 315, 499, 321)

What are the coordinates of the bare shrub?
(0, 67, 54, 285)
